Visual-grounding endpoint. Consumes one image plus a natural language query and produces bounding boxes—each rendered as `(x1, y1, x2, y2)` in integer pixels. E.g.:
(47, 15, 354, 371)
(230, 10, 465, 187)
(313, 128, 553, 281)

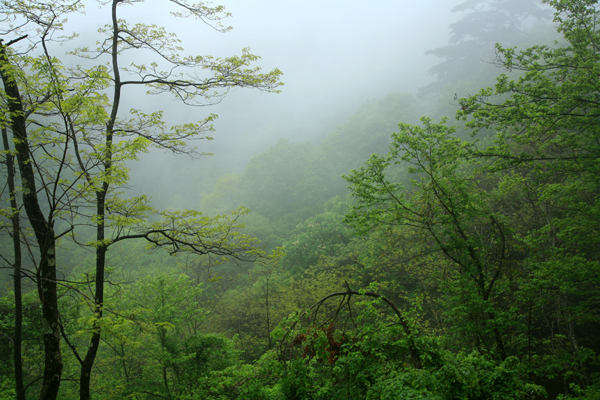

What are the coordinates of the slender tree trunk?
(78, 188, 108, 399)
(0, 41, 62, 400)
(78, 239, 107, 400)
(2, 124, 25, 400)
(78, 2, 121, 397)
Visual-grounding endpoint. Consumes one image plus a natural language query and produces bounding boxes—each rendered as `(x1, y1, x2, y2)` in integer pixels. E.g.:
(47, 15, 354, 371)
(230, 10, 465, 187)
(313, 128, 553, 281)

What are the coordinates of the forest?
(0, 0, 599, 399)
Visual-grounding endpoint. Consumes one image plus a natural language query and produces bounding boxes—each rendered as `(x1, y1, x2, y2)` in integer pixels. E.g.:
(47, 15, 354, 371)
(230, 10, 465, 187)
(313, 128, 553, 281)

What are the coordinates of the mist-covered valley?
(1, 0, 599, 399)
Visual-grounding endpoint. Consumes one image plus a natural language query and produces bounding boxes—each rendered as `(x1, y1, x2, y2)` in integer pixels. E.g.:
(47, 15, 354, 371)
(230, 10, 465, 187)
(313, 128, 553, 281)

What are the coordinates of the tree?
(0, 0, 282, 399)
(97, 273, 233, 399)
(423, 0, 551, 94)
(0, 24, 75, 399)
(280, 209, 352, 275)
(341, 0, 600, 396)
(344, 118, 515, 360)
(236, 283, 540, 400)
(241, 139, 330, 226)
(457, 0, 600, 393)
(1, 109, 25, 400)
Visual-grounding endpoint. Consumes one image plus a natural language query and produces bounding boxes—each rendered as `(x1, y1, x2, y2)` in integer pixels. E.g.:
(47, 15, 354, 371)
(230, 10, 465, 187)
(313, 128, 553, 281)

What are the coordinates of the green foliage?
(0, 291, 43, 397)
(241, 139, 333, 226)
(345, 117, 516, 356)
(79, 272, 241, 399)
(337, 2, 600, 397)
(367, 351, 542, 400)
(197, 93, 425, 251)
(281, 207, 352, 275)
(238, 292, 544, 400)
(4, 1, 600, 399)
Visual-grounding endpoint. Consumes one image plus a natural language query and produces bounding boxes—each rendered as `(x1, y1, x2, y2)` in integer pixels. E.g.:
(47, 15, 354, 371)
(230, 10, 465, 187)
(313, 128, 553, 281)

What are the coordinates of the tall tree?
(1, 109, 25, 399)
(343, 0, 600, 396)
(458, 0, 600, 390)
(1, 33, 69, 400)
(344, 118, 513, 359)
(0, 1, 282, 399)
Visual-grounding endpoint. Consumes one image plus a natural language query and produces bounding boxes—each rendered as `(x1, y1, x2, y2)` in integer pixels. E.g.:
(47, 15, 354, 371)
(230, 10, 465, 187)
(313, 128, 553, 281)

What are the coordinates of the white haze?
(60, 0, 462, 205)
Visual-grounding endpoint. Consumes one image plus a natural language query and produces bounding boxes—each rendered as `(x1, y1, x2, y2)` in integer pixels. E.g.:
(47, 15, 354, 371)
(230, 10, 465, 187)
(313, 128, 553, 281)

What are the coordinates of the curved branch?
(306, 289, 422, 369)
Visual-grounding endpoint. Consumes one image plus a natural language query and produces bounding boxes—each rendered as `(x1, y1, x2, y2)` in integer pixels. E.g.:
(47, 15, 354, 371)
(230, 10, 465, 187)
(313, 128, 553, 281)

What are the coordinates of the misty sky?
(61, 0, 462, 203)
(206, 0, 459, 142)
(67, 0, 458, 139)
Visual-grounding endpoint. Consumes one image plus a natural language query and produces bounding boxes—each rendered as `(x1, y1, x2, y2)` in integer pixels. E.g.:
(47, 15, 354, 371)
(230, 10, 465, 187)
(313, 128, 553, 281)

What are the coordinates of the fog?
(59, 0, 475, 207)
(198, 0, 457, 146)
